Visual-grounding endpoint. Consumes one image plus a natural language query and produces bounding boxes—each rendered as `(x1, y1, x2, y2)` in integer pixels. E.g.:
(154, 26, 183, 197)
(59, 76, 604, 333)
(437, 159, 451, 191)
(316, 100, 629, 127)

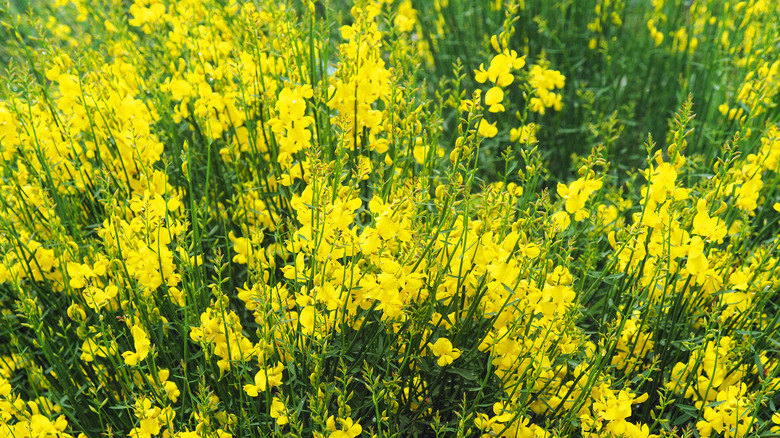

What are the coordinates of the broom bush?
(0, 0, 779, 437)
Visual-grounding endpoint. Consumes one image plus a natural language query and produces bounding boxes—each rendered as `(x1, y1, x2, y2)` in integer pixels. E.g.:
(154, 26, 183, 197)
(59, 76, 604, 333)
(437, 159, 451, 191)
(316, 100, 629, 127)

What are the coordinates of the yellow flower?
(270, 397, 289, 425)
(550, 210, 572, 232)
(510, 123, 538, 144)
(646, 162, 678, 203)
(692, 200, 726, 241)
(394, 0, 417, 32)
(29, 414, 59, 436)
(122, 325, 151, 366)
(484, 87, 505, 113)
(478, 119, 498, 138)
(735, 176, 762, 212)
(428, 338, 461, 366)
(327, 416, 362, 438)
(66, 262, 95, 289)
(130, 397, 162, 438)
(492, 53, 524, 86)
(557, 177, 602, 220)
(243, 362, 284, 396)
(168, 79, 192, 101)
(299, 305, 317, 336)
(686, 236, 709, 276)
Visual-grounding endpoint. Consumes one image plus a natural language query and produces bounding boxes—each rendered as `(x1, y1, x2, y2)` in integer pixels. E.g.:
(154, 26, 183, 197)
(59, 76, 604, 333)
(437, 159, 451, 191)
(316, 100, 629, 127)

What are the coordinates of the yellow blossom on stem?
(484, 87, 505, 113)
(326, 416, 362, 438)
(478, 119, 498, 138)
(692, 199, 726, 241)
(123, 325, 151, 366)
(243, 362, 284, 396)
(270, 396, 289, 425)
(475, 51, 526, 86)
(428, 337, 462, 366)
(557, 177, 603, 221)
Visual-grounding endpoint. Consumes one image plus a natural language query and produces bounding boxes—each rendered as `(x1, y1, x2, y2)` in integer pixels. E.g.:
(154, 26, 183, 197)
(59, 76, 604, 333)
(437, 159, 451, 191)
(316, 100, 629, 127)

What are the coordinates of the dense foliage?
(0, 0, 779, 437)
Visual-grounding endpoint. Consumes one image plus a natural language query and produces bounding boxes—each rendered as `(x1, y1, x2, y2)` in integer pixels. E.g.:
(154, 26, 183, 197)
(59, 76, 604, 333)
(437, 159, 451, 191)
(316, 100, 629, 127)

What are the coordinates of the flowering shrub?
(0, 0, 779, 437)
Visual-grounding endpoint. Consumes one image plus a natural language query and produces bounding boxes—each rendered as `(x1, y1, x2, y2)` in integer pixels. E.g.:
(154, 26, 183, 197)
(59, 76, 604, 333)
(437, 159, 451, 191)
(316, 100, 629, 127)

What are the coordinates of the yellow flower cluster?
(0, 0, 779, 437)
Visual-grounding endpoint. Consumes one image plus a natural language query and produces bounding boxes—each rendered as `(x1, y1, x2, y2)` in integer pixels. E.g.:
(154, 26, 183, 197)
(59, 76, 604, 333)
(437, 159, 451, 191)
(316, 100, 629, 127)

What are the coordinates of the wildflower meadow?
(1, 0, 780, 437)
